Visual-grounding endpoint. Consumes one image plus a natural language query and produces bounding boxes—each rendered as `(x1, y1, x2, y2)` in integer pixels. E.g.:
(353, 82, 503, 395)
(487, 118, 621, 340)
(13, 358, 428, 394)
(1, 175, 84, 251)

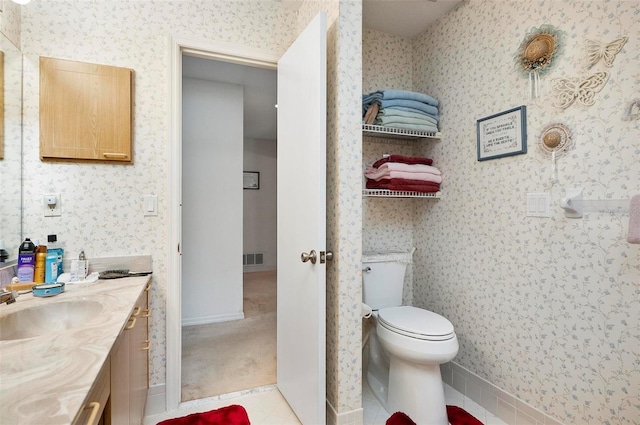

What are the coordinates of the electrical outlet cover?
(43, 193, 61, 217)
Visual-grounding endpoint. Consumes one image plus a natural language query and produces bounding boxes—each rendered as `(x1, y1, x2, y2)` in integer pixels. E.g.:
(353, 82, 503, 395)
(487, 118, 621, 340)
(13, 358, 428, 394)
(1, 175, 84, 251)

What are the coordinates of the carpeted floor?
(181, 270, 277, 401)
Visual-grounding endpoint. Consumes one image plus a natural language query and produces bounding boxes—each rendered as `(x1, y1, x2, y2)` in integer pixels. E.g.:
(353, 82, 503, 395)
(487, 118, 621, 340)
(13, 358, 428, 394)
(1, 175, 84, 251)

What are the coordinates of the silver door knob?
(320, 251, 333, 263)
(301, 250, 317, 264)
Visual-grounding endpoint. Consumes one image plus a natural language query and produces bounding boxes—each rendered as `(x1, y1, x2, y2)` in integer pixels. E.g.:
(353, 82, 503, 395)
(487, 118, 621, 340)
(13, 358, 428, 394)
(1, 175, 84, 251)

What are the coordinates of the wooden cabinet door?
(72, 360, 110, 425)
(40, 57, 133, 162)
(130, 289, 149, 424)
(109, 330, 131, 424)
(110, 287, 149, 425)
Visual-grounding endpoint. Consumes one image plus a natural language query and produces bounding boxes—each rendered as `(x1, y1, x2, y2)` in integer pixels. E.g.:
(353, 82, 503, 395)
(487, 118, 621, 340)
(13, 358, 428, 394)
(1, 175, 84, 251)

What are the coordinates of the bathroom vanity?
(0, 273, 150, 424)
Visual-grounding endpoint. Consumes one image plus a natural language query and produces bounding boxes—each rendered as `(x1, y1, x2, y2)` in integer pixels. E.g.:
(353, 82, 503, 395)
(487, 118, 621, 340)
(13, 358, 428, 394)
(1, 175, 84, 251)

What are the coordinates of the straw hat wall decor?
(516, 24, 564, 99)
(539, 123, 573, 183)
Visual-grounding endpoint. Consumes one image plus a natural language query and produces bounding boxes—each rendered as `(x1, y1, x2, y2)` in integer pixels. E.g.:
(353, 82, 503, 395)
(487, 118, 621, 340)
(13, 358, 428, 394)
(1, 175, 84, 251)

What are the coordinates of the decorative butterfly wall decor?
(585, 36, 628, 67)
(551, 71, 610, 109)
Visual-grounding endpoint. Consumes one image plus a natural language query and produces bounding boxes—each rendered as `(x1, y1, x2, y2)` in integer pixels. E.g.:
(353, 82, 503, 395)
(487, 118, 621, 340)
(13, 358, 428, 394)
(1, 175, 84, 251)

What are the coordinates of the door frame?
(167, 35, 280, 410)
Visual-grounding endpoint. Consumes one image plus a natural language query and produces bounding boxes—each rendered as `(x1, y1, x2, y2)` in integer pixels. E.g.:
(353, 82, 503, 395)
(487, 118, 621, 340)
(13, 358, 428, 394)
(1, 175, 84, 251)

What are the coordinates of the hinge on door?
(178, 243, 181, 255)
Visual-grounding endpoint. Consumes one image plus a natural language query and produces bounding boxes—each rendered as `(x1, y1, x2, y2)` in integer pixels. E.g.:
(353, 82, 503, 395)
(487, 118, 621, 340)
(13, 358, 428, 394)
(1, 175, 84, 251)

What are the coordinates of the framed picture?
(477, 106, 527, 161)
(243, 171, 260, 190)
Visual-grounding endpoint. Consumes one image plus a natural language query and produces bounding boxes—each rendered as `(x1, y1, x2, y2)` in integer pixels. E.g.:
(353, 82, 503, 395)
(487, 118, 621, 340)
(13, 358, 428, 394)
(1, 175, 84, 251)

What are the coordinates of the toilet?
(363, 250, 458, 425)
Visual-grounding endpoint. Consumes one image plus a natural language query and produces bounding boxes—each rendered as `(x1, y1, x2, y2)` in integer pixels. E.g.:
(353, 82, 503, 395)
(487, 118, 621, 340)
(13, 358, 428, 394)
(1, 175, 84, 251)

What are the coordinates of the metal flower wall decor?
(515, 24, 564, 99)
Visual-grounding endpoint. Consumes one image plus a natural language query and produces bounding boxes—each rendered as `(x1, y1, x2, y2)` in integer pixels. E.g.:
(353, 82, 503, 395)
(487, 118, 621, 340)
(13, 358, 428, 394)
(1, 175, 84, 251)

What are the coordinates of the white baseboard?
(182, 312, 245, 327)
(243, 265, 276, 273)
(145, 384, 166, 417)
(327, 399, 364, 425)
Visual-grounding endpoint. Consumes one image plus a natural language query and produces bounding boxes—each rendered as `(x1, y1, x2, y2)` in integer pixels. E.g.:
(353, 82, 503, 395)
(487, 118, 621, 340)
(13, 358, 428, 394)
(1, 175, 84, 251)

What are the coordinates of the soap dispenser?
(71, 250, 88, 282)
(79, 250, 89, 280)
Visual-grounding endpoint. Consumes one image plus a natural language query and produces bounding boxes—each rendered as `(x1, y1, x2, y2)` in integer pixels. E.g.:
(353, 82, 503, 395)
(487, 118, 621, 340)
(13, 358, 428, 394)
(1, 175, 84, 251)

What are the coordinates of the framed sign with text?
(477, 106, 527, 161)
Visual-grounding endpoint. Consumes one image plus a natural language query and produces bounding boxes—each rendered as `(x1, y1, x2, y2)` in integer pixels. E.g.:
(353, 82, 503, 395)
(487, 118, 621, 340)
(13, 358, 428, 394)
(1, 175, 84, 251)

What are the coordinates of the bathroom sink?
(0, 300, 104, 341)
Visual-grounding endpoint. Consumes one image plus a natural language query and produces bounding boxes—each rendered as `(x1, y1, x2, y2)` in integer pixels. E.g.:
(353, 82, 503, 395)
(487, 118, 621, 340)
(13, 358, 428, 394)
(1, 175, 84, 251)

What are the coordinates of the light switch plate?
(526, 193, 550, 217)
(143, 195, 158, 216)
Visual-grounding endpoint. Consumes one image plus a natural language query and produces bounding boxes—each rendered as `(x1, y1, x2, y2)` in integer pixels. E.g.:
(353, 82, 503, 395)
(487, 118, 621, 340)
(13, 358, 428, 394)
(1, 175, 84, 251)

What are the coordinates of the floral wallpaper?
(20, 1, 364, 422)
(0, 0, 21, 48)
(325, 0, 363, 418)
(362, 28, 412, 94)
(410, 1, 638, 424)
(20, 0, 298, 390)
(18, 1, 638, 424)
(361, 30, 422, 309)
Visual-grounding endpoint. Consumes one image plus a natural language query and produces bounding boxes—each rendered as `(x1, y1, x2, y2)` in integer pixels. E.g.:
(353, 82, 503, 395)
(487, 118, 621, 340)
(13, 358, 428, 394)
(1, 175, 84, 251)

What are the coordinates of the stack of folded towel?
(362, 89, 439, 133)
(364, 155, 441, 193)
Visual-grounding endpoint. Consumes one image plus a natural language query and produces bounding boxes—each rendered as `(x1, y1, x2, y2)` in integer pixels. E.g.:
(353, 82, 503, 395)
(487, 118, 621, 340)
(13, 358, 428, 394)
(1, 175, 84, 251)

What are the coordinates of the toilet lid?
(378, 306, 455, 341)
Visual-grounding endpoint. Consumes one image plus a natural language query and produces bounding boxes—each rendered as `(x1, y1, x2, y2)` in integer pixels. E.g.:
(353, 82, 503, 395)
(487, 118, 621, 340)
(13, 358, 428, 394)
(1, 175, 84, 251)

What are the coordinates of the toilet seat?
(378, 306, 454, 341)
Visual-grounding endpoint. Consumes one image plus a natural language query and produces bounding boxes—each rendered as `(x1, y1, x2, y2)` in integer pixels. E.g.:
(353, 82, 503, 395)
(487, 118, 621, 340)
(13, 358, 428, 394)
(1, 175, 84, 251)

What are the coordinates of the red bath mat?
(156, 404, 250, 425)
(447, 405, 484, 425)
(386, 405, 484, 425)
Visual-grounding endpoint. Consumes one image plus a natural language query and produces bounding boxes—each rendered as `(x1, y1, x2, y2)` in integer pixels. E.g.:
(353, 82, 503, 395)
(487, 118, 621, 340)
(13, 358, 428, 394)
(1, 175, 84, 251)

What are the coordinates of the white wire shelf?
(363, 189, 442, 199)
(362, 124, 442, 140)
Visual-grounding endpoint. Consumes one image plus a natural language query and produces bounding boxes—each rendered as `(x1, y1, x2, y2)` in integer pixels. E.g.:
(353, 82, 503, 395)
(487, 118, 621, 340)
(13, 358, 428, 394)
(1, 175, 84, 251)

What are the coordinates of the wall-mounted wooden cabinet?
(39, 57, 133, 162)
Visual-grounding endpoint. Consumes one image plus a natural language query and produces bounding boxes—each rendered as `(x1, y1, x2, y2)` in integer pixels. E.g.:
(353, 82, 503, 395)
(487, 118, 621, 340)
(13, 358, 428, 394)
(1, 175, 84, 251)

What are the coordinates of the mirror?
(0, 33, 23, 263)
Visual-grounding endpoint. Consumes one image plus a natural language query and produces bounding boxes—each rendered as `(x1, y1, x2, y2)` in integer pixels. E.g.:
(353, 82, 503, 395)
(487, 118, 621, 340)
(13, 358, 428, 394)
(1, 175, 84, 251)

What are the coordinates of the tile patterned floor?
(144, 386, 301, 425)
(146, 382, 508, 425)
(363, 381, 509, 425)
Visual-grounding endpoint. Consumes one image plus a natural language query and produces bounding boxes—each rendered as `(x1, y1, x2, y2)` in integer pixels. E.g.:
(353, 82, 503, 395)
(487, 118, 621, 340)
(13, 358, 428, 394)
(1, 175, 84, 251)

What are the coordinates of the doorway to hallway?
(180, 54, 277, 402)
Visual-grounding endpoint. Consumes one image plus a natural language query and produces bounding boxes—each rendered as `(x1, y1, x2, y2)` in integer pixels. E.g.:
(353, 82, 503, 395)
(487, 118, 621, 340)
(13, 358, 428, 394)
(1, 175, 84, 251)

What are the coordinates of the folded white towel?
(628, 194, 640, 244)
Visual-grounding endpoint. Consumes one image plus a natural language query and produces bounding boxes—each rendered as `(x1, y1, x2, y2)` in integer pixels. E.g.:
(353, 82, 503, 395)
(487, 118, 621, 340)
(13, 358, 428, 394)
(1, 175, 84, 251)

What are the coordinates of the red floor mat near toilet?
(156, 404, 250, 425)
(386, 405, 484, 425)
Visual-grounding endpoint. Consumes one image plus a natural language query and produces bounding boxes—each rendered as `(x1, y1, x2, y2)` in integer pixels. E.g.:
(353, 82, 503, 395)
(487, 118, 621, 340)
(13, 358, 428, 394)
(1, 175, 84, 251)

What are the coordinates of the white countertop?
(0, 275, 150, 425)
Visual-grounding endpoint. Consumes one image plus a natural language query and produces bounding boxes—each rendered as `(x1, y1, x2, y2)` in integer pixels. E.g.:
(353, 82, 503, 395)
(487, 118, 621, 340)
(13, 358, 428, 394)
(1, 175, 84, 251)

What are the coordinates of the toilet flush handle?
(363, 266, 371, 273)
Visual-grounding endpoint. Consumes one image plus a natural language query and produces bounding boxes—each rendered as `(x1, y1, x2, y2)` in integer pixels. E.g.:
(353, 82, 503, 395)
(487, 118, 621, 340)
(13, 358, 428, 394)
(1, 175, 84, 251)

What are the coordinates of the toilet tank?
(362, 250, 414, 310)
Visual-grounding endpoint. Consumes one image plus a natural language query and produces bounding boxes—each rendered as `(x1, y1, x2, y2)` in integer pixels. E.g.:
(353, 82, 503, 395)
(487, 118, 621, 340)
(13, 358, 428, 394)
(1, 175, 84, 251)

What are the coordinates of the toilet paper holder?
(560, 188, 583, 218)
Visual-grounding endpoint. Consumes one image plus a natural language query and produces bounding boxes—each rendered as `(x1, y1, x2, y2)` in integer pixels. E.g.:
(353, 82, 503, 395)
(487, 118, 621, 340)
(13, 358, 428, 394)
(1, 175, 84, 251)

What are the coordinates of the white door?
(277, 12, 327, 425)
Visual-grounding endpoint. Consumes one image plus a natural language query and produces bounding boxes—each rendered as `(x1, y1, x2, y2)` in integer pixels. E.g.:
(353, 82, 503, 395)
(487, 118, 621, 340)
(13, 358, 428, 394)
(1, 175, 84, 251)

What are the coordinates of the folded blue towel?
(376, 115, 439, 130)
(378, 98, 439, 117)
(382, 105, 439, 121)
(378, 108, 438, 125)
(363, 89, 439, 107)
(374, 121, 439, 133)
